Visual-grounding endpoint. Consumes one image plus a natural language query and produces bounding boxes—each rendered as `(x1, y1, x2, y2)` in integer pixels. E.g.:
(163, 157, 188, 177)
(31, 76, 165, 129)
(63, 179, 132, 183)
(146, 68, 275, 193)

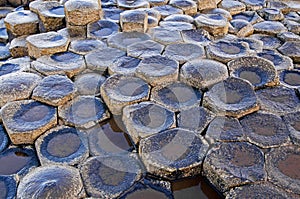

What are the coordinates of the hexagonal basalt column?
(256, 86, 300, 115)
(0, 72, 42, 107)
(151, 81, 202, 112)
(283, 111, 300, 145)
(120, 10, 148, 33)
(195, 14, 229, 36)
(279, 69, 300, 89)
(4, 10, 38, 39)
(37, 1, 65, 32)
(253, 21, 287, 35)
(205, 116, 246, 143)
(100, 74, 150, 115)
(225, 182, 296, 199)
(278, 41, 300, 62)
(203, 142, 266, 193)
(35, 126, 89, 166)
(139, 128, 209, 180)
(9, 36, 28, 58)
(69, 38, 106, 55)
(17, 165, 84, 199)
(197, 0, 217, 11)
(228, 56, 278, 89)
(163, 43, 205, 64)
(127, 40, 164, 59)
(26, 32, 70, 59)
(123, 101, 176, 144)
(58, 96, 110, 129)
(180, 59, 228, 89)
(203, 77, 259, 118)
(108, 56, 141, 76)
(0, 147, 39, 178)
(32, 51, 86, 78)
(266, 145, 300, 195)
(1, 100, 57, 145)
(0, 176, 17, 199)
(87, 19, 119, 40)
(135, 55, 179, 86)
(117, 0, 149, 9)
(32, 75, 76, 106)
(80, 154, 143, 198)
(207, 40, 251, 63)
(257, 49, 293, 71)
(65, 0, 102, 26)
(240, 112, 290, 148)
(74, 72, 106, 96)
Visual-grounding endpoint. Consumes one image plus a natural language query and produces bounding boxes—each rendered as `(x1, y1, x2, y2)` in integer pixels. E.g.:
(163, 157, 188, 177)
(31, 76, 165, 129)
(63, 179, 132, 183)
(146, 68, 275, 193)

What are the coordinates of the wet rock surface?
(0, 0, 300, 198)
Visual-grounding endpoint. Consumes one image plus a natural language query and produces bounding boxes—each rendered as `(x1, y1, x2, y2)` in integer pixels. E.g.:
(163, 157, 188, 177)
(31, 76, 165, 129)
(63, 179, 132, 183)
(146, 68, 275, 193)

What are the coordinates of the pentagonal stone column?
(1, 100, 57, 145)
(139, 128, 209, 180)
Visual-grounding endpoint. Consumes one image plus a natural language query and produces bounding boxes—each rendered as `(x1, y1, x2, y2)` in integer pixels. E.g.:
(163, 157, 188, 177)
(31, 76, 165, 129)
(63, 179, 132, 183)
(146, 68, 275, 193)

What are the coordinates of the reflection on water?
(0, 151, 31, 175)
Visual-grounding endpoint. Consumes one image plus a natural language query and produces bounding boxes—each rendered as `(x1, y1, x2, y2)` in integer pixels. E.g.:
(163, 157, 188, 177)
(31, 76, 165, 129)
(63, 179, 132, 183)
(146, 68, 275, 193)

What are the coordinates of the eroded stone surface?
(151, 81, 202, 112)
(140, 128, 209, 180)
(74, 72, 106, 95)
(35, 125, 89, 166)
(203, 142, 266, 193)
(266, 145, 300, 195)
(17, 165, 84, 198)
(195, 14, 228, 36)
(80, 154, 143, 198)
(87, 19, 119, 40)
(127, 40, 164, 59)
(283, 111, 300, 145)
(278, 41, 300, 62)
(69, 38, 106, 55)
(203, 77, 259, 118)
(0, 176, 17, 199)
(257, 49, 293, 71)
(123, 101, 176, 144)
(59, 96, 110, 129)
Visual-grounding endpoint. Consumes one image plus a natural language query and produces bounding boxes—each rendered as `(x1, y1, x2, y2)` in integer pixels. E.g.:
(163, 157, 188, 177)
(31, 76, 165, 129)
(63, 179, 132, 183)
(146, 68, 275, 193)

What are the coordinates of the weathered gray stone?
(32, 75, 75, 106)
(1, 100, 57, 145)
(250, 34, 282, 50)
(65, 0, 101, 26)
(257, 49, 293, 71)
(123, 101, 176, 144)
(108, 56, 140, 75)
(102, 7, 123, 23)
(120, 10, 148, 33)
(69, 38, 106, 55)
(17, 165, 84, 199)
(203, 142, 266, 193)
(177, 107, 214, 134)
(158, 21, 194, 31)
(87, 19, 119, 40)
(127, 40, 164, 59)
(240, 111, 290, 148)
(9, 35, 28, 58)
(229, 19, 253, 37)
(74, 72, 106, 95)
(164, 14, 194, 23)
(279, 69, 300, 89)
(150, 28, 183, 45)
(283, 111, 300, 145)
(228, 56, 278, 89)
(85, 47, 126, 73)
(32, 51, 86, 78)
(203, 77, 259, 118)
(151, 81, 202, 112)
(169, 0, 197, 16)
(35, 125, 89, 166)
(180, 59, 228, 89)
(117, 0, 149, 9)
(0, 125, 8, 152)
(207, 40, 251, 63)
(235, 37, 263, 53)
(140, 128, 209, 180)
(256, 86, 300, 115)
(258, 8, 284, 21)
(163, 43, 205, 64)
(152, 5, 183, 19)
(59, 96, 110, 129)
(0, 72, 41, 107)
(232, 11, 263, 24)
(107, 31, 151, 51)
(239, 0, 265, 11)
(0, 42, 10, 60)
(26, 32, 70, 58)
(278, 41, 300, 62)
(100, 74, 150, 115)
(253, 21, 287, 35)
(195, 14, 229, 36)
(135, 55, 179, 86)
(266, 145, 300, 195)
(219, 0, 246, 15)
(205, 116, 246, 143)
(0, 146, 39, 177)
(0, 176, 17, 199)
(0, 57, 30, 76)
(80, 154, 143, 198)
(197, 0, 217, 11)
(4, 10, 38, 38)
(181, 29, 211, 46)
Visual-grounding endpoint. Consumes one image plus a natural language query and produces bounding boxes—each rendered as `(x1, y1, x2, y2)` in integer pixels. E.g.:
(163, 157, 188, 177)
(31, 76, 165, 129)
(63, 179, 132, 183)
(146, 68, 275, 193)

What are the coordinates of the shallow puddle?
(0, 151, 31, 175)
